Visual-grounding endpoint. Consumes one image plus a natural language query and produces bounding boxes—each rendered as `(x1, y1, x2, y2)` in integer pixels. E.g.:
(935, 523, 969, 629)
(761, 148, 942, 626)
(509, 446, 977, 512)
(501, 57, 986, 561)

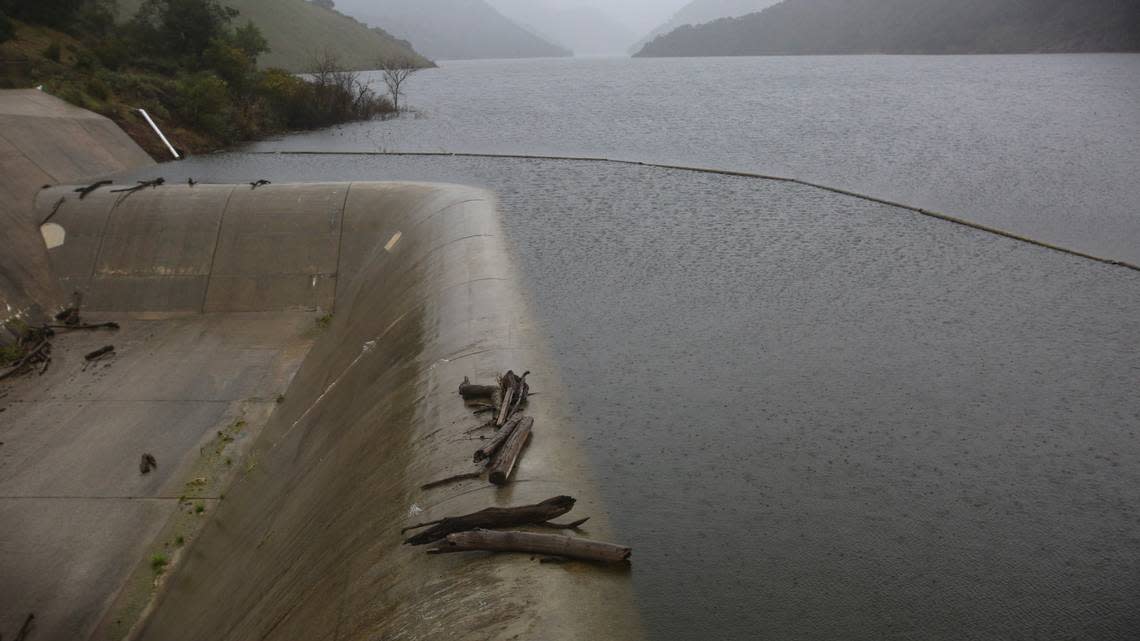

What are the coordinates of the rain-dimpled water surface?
(252, 55, 1140, 264)
(122, 151, 1140, 641)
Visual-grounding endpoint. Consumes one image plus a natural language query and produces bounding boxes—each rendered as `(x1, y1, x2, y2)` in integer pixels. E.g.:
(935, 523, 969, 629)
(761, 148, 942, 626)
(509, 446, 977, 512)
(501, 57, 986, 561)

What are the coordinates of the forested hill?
(631, 0, 780, 53)
(116, 0, 432, 71)
(635, 0, 1140, 57)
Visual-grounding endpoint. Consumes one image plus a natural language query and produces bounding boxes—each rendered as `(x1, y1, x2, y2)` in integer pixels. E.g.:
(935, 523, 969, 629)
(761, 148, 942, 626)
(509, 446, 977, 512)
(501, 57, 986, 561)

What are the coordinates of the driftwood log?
(85, 345, 115, 361)
(403, 495, 582, 545)
(488, 416, 532, 485)
(495, 370, 530, 427)
(429, 530, 631, 563)
(473, 414, 524, 463)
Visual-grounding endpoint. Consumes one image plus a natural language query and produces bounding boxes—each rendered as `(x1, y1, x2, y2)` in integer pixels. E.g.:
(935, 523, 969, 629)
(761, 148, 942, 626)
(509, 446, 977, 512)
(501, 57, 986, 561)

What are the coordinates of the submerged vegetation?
(0, 0, 414, 156)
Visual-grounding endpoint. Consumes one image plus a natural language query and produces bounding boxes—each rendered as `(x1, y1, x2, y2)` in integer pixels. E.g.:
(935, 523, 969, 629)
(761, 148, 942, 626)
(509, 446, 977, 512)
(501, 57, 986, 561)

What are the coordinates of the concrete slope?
(19, 181, 641, 640)
(0, 89, 154, 333)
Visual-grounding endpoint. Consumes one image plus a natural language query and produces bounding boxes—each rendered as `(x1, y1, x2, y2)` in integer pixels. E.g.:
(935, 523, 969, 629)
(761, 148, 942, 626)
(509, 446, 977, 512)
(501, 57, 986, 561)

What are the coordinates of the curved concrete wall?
(0, 89, 154, 333)
(39, 182, 642, 640)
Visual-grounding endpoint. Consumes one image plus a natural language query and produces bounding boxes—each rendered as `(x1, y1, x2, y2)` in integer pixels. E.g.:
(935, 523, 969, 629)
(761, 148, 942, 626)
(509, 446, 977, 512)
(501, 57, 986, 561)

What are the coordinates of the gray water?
(124, 149, 1140, 640)
(250, 55, 1140, 264)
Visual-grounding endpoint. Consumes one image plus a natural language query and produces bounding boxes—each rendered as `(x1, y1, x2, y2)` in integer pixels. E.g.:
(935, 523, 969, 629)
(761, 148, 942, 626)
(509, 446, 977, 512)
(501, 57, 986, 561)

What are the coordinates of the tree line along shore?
(0, 0, 433, 158)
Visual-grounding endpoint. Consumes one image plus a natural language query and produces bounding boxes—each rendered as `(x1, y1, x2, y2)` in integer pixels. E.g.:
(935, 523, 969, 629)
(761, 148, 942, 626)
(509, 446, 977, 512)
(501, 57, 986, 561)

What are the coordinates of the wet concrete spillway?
(0, 91, 640, 641)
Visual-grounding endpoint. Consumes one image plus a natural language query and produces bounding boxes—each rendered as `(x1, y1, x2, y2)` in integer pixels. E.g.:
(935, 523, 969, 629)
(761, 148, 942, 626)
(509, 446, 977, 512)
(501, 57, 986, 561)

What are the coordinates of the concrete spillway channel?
(2, 180, 642, 640)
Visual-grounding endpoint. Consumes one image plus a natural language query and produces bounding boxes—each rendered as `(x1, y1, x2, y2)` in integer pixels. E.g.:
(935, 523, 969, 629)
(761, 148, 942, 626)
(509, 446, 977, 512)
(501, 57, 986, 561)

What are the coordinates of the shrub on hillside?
(0, 12, 13, 44)
(175, 72, 232, 138)
(43, 41, 62, 62)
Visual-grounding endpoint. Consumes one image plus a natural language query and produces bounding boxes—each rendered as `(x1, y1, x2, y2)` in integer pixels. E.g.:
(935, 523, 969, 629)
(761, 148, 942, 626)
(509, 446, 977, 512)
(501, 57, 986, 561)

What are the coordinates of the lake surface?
(124, 146, 1140, 640)
(252, 55, 1140, 264)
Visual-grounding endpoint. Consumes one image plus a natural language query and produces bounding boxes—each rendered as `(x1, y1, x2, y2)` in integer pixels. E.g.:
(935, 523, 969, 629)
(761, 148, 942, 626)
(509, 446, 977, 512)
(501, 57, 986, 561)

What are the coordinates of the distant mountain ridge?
(632, 0, 780, 53)
(636, 0, 1140, 56)
(335, 0, 571, 60)
(489, 0, 636, 55)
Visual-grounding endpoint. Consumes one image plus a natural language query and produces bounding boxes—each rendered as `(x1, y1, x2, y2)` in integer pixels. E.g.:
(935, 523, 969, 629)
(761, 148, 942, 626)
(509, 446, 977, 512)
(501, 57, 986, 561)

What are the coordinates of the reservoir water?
(257, 54, 1140, 265)
(124, 55, 1140, 640)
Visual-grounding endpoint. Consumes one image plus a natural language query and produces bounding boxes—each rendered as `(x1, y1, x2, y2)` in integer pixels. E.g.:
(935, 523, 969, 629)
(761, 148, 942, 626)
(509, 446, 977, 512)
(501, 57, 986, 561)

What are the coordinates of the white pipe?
(136, 108, 180, 160)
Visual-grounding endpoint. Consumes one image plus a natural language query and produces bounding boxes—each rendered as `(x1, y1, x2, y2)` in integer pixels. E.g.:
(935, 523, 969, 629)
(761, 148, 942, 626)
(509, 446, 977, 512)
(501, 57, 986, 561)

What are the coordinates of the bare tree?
(378, 57, 420, 113)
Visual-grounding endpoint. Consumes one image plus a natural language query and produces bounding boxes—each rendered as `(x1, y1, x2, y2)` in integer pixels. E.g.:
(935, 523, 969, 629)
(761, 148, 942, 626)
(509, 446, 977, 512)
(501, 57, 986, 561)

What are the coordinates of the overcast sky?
(540, 0, 694, 32)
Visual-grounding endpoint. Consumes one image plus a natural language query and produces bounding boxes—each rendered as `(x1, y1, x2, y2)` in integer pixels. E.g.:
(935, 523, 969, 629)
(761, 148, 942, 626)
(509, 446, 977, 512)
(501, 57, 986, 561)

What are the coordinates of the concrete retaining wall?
(40, 182, 641, 640)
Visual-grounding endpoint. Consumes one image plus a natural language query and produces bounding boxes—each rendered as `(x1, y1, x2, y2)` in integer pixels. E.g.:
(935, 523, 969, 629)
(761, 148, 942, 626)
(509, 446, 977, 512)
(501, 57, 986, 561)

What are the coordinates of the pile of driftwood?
(0, 293, 119, 382)
(410, 372, 632, 564)
(421, 370, 533, 489)
(404, 496, 631, 564)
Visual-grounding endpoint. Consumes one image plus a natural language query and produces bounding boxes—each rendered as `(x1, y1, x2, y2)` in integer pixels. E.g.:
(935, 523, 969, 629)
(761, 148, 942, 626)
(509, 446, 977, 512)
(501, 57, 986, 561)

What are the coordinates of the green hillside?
(120, 0, 433, 71)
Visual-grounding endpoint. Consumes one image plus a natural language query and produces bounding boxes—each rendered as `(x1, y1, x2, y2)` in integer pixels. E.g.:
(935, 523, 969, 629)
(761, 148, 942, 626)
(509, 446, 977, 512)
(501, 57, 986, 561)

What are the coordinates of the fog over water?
(252, 55, 1140, 264)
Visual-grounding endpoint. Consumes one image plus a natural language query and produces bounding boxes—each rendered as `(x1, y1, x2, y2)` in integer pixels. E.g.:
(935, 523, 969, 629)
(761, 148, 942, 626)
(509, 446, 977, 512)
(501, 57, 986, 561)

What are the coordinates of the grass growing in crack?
(194, 503, 205, 514)
(150, 554, 168, 575)
(175, 536, 185, 547)
(315, 313, 333, 330)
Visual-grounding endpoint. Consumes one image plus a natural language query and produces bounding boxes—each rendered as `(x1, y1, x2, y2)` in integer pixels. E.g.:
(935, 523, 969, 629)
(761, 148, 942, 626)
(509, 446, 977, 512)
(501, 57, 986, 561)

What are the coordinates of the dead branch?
(75, 180, 112, 199)
(488, 416, 532, 485)
(404, 495, 577, 545)
(428, 529, 631, 564)
(420, 471, 482, 490)
(111, 178, 164, 193)
(14, 613, 35, 641)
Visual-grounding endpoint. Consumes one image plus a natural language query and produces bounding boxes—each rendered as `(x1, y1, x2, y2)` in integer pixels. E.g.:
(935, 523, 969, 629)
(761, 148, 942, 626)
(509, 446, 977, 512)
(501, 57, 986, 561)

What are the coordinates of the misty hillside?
(631, 0, 780, 53)
(489, 0, 636, 55)
(636, 0, 1140, 56)
(119, 0, 430, 71)
(334, 0, 571, 60)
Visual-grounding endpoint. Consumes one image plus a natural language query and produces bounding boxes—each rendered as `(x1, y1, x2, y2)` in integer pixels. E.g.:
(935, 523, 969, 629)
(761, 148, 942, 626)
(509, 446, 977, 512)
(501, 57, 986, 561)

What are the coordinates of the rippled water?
(249, 55, 1140, 264)
(122, 153, 1140, 641)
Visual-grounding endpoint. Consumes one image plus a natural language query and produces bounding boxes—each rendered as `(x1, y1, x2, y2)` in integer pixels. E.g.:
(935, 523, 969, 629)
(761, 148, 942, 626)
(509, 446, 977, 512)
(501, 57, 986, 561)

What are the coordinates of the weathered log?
(85, 345, 115, 361)
(458, 376, 498, 400)
(429, 529, 631, 563)
(404, 495, 577, 545)
(473, 414, 524, 463)
(488, 416, 532, 485)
